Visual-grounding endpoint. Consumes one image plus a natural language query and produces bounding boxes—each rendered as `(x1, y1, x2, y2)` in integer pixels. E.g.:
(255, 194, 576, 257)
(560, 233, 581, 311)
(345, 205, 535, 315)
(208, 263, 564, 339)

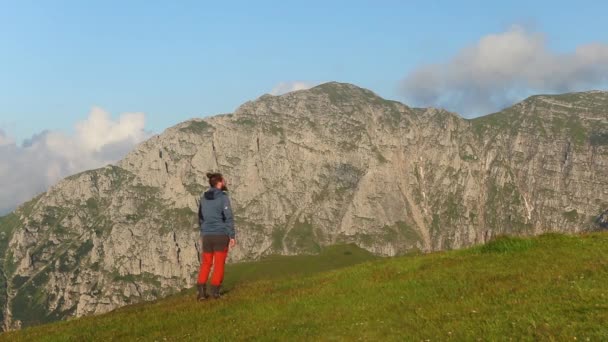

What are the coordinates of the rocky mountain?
(1, 82, 607, 330)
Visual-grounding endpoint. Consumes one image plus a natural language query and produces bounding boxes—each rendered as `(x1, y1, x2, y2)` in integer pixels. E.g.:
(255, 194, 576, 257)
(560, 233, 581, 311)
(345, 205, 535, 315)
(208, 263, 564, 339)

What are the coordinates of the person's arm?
(222, 195, 236, 240)
(198, 198, 204, 226)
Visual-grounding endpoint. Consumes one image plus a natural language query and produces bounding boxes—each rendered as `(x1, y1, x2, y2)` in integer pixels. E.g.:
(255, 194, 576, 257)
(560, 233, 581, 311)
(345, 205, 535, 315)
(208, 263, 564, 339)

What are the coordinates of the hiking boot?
(197, 284, 208, 301)
(210, 285, 222, 299)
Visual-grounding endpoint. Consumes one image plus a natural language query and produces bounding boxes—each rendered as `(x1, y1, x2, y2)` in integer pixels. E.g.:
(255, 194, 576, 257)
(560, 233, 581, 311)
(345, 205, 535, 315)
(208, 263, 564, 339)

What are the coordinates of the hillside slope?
(1, 83, 607, 329)
(2, 233, 607, 341)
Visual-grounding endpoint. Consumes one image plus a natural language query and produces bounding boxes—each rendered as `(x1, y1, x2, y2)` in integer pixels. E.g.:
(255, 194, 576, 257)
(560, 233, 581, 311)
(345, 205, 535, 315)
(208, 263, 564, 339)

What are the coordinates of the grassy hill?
(2, 233, 607, 341)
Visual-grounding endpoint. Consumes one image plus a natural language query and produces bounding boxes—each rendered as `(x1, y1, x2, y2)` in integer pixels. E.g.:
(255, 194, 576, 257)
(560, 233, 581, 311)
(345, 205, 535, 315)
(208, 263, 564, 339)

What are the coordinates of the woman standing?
(196, 172, 236, 300)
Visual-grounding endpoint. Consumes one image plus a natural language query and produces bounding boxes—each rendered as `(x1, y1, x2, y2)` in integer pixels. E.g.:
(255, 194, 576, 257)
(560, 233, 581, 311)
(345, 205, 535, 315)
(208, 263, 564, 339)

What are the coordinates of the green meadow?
(2, 233, 607, 341)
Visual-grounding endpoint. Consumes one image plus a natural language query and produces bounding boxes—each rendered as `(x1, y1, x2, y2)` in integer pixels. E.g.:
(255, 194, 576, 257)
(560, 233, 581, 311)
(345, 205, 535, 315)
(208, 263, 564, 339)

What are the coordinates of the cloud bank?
(0, 108, 149, 215)
(0, 130, 13, 146)
(401, 25, 608, 116)
(270, 81, 317, 95)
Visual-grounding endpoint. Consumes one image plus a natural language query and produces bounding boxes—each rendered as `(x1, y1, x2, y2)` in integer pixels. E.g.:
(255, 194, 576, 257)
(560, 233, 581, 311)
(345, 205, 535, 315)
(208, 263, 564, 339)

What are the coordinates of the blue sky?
(2, 0, 608, 141)
(1, 0, 608, 214)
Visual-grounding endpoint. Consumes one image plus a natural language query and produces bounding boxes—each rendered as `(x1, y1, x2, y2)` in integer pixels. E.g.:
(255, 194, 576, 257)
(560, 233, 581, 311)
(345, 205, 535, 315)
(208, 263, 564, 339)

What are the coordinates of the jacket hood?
(203, 187, 224, 200)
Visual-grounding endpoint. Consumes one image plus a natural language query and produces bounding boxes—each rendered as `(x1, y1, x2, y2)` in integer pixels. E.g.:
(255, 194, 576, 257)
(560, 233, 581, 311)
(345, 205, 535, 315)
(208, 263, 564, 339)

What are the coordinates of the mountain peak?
(235, 81, 400, 119)
(310, 81, 368, 91)
(308, 81, 382, 100)
(256, 82, 373, 100)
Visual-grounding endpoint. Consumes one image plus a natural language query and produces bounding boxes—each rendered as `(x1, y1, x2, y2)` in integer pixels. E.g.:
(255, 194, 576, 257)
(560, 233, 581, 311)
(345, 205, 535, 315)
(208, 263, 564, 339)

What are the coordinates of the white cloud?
(401, 25, 608, 116)
(0, 108, 149, 215)
(0, 130, 13, 146)
(270, 81, 317, 95)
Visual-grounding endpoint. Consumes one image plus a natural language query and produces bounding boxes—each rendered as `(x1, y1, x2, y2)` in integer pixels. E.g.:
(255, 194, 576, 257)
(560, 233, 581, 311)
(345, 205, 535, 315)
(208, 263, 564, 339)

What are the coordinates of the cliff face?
(1, 83, 607, 329)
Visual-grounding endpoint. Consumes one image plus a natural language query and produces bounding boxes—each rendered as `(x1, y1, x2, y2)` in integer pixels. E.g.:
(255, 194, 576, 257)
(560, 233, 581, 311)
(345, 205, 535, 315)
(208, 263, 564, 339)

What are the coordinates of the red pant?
(197, 235, 229, 286)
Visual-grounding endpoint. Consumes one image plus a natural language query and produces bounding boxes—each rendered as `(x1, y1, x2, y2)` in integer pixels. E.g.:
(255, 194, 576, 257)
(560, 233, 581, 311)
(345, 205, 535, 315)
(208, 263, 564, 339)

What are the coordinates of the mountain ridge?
(1, 82, 607, 330)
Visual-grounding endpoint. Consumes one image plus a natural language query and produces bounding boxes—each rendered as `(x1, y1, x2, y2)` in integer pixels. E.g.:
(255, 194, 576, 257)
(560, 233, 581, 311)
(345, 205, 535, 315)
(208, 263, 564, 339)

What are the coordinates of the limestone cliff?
(1, 83, 607, 329)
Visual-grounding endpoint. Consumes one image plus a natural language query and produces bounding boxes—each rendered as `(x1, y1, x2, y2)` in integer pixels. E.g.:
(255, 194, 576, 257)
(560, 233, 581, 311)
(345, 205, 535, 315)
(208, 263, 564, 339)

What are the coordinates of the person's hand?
(229, 238, 236, 248)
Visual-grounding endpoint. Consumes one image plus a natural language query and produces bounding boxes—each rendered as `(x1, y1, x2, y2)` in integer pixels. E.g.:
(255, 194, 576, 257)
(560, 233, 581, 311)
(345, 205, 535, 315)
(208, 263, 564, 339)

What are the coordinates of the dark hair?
(206, 172, 224, 187)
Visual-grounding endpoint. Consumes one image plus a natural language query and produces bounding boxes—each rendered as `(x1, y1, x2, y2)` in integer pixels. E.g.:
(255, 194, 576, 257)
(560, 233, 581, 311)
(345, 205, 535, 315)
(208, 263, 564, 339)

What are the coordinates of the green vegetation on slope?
(179, 120, 211, 134)
(469, 92, 608, 147)
(470, 107, 522, 137)
(590, 132, 608, 146)
(3, 233, 608, 341)
(224, 243, 376, 287)
(0, 213, 21, 326)
(0, 214, 20, 266)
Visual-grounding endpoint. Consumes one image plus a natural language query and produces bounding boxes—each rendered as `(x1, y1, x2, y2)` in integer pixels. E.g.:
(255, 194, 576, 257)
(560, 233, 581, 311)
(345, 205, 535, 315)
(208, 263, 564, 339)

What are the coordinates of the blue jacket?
(198, 187, 236, 239)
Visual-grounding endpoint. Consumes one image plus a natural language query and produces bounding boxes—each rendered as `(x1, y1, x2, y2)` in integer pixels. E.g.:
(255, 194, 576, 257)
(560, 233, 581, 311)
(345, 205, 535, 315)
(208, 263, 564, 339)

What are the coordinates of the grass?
(312, 82, 351, 104)
(563, 209, 579, 222)
(234, 117, 257, 127)
(284, 220, 321, 254)
(590, 132, 608, 146)
(0, 213, 20, 267)
(478, 235, 535, 253)
(2, 233, 608, 341)
(470, 108, 521, 137)
(550, 115, 588, 146)
(460, 152, 478, 161)
(224, 244, 376, 286)
(179, 121, 211, 134)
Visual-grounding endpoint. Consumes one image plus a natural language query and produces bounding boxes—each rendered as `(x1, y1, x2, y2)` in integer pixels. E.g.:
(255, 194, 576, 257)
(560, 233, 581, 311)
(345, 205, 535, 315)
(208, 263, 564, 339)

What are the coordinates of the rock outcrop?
(1, 83, 607, 329)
